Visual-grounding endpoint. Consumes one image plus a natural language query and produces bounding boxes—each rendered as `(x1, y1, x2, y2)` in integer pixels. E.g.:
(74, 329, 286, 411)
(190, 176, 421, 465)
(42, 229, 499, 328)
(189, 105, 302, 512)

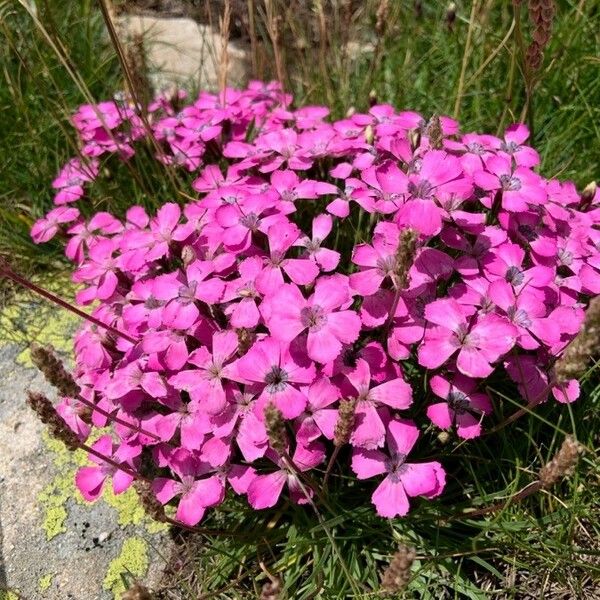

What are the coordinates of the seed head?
(30, 343, 80, 398)
(26, 390, 80, 451)
(264, 402, 287, 456)
(122, 582, 153, 600)
(425, 114, 443, 149)
(134, 480, 167, 523)
(181, 244, 197, 266)
(394, 228, 418, 290)
(380, 544, 416, 593)
(539, 436, 583, 489)
(334, 398, 357, 447)
(579, 181, 597, 211)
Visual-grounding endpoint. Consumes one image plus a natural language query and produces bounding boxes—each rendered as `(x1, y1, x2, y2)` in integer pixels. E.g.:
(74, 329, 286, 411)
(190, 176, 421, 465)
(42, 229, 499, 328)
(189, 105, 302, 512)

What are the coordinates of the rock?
(114, 14, 250, 92)
(0, 283, 172, 599)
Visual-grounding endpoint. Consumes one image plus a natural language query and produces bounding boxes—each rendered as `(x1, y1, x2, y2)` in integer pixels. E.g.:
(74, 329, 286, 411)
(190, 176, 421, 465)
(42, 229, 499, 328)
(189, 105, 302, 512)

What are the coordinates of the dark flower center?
(300, 305, 327, 331)
(408, 179, 434, 199)
(505, 265, 524, 286)
(385, 453, 408, 481)
(499, 174, 522, 191)
(447, 390, 470, 415)
(264, 366, 289, 393)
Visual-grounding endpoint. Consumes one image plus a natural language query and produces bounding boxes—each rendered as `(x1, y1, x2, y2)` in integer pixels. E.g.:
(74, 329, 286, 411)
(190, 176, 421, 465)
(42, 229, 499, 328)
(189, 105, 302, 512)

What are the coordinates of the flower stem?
(0, 261, 137, 344)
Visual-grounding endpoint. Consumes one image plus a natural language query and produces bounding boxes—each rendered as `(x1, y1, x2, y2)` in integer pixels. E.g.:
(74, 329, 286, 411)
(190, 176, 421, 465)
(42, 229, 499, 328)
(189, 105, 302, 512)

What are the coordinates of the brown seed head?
(334, 398, 357, 447)
(121, 582, 153, 600)
(394, 228, 418, 290)
(579, 181, 597, 211)
(181, 244, 197, 267)
(134, 480, 168, 523)
(30, 343, 80, 398)
(425, 114, 443, 149)
(26, 390, 80, 451)
(264, 402, 287, 456)
(380, 544, 416, 593)
(554, 296, 600, 383)
(539, 436, 583, 489)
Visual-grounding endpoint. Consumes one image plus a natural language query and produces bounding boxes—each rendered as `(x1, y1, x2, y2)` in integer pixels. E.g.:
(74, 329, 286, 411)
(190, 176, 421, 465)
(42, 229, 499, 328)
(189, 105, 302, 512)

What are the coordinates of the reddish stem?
(0, 263, 137, 344)
(75, 394, 160, 442)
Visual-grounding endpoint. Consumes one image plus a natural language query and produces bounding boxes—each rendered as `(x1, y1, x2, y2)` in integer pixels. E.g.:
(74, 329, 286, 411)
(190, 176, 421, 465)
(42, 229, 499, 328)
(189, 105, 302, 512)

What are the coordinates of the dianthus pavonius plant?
(31, 81, 600, 526)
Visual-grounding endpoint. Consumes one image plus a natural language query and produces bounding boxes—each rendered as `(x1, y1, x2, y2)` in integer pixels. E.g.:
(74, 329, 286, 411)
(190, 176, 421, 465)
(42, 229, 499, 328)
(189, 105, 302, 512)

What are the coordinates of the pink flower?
(75, 435, 140, 501)
(31, 206, 80, 244)
(229, 337, 316, 419)
(418, 298, 517, 378)
(255, 221, 319, 295)
(294, 214, 341, 272)
(428, 374, 492, 439)
(351, 419, 446, 518)
(474, 155, 547, 212)
(267, 275, 361, 364)
(295, 376, 341, 444)
(247, 446, 322, 509)
(343, 358, 412, 449)
(168, 330, 238, 414)
(152, 449, 225, 526)
(52, 158, 99, 204)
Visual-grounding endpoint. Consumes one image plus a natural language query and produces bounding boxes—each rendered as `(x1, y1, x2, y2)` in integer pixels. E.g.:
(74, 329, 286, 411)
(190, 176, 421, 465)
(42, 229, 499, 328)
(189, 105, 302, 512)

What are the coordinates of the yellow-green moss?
(103, 537, 149, 599)
(38, 574, 53, 592)
(0, 591, 20, 600)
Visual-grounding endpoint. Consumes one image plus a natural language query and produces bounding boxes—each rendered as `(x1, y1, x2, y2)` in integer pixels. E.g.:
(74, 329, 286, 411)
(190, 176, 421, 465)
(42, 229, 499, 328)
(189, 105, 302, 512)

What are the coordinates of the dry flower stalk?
(134, 480, 168, 523)
(539, 435, 583, 489)
(525, 0, 555, 72)
(125, 33, 152, 110)
(121, 583, 153, 600)
(394, 228, 418, 291)
(30, 342, 80, 398)
(26, 391, 80, 451)
(554, 295, 600, 382)
(380, 544, 416, 593)
(425, 114, 444, 150)
(334, 398, 357, 447)
(264, 401, 287, 455)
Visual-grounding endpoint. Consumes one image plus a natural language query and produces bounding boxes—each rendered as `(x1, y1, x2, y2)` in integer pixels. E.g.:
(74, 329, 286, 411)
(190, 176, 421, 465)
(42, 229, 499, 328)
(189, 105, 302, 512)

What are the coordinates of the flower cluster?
(32, 81, 600, 524)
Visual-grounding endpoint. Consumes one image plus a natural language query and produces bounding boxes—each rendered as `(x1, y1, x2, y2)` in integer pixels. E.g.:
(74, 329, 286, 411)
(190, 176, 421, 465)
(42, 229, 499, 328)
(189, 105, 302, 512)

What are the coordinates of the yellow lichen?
(104, 485, 146, 527)
(0, 274, 81, 367)
(0, 591, 20, 600)
(38, 574, 53, 592)
(103, 537, 149, 599)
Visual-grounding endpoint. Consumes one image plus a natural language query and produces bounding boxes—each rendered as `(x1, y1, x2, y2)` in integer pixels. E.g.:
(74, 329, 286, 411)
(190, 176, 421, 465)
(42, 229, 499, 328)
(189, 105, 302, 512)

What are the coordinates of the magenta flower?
(343, 358, 413, 449)
(76, 435, 140, 501)
(229, 337, 315, 419)
(168, 330, 238, 414)
(351, 419, 446, 518)
(31, 206, 80, 244)
(474, 155, 547, 212)
(255, 221, 319, 295)
(418, 298, 517, 377)
(295, 376, 341, 445)
(247, 446, 322, 509)
(267, 275, 361, 364)
(294, 214, 341, 272)
(52, 158, 99, 205)
(428, 374, 492, 439)
(152, 449, 225, 526)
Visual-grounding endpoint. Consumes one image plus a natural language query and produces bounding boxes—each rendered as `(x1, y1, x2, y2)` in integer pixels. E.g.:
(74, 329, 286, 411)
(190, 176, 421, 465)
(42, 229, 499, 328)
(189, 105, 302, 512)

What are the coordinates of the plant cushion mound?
(32, 81, 600, 525)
